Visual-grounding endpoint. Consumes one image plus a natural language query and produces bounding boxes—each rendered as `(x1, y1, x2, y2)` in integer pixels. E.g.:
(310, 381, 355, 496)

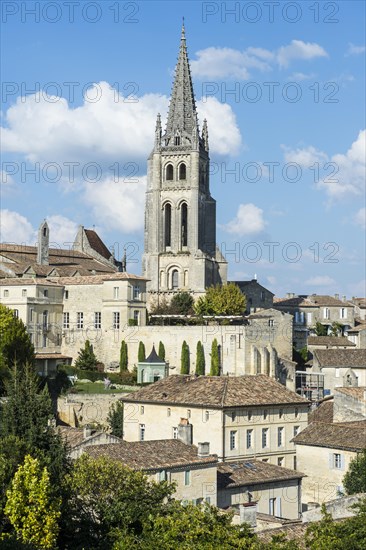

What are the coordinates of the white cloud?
(287, 72, 316, 81)
(282, 130, 366, 199)
(0, 170, 16, 196)
(354, 207, 366, 230)
(346, 43, 366, 56)
(46, 215, 79, 246)
(305, 275, 336, 286)
(83, 176, 147, 233)
(191, 40, 327, 79)
(0, 210, 36, 244)
(1, 82, 242, 166)
(197, 97, 242, 155)
(223, 203, 266, 236)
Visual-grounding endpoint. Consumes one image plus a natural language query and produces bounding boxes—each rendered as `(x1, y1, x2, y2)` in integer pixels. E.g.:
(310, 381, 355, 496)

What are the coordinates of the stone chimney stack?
(37, 220, 49, 265)
(83, 425, 92, 439)
(177, 418, 193, 445)
(197, 442, 210, 457)
(334, 294, 339, 300)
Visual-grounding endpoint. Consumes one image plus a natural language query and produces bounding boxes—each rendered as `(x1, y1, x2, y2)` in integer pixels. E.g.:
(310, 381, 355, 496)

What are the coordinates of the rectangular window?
(187, 409, 191, 419)
(133, 310, 139, 325)
(64, 290, 69, 299)
(140, 406, 144, 415)
(269, 498, 276, 516)
(139, 424, 145, 441)
(63, 312, 70, 329)
(167, 408, 171, 417)
(94, 312, 101, 329)
(323, 307, 330, 319)
(22, 289, 27, 297)
(43, 333, 47, 347)
(295, 408, 299, 418)
(113, 287, 119, 299)
(77, 312, 83, 329)
(44, 289, 48, 297)
(30, 308, 34, 322)
(205, 411, 210, 422)
(133, 285, 140, 299)
(230, 430, 237, 451)
(262, 428, 269, 448)
(264, 410, 268, 420)
(277, 427, 284, 447)
(293, 455, 297, 470)
(113, 312, 120, 329)
(279, 408, 283, 419)
(293, 426, 300, 437)
(248, 411, 252, 421)
(246, 429, 253, 449)
(268, 319, 274, 327)
(307, 312, 312, 324)
(184, 470, 191, 486)
(340, 308, 347, 319)
(334, 453, 342, 469)
(14, 309, 19, 318)
(277, 457, 284, 467)
(159, 470, 167, 482)
(172, 427, 178, 439)
(3, 290, 9, 297)
(231, 411, 236, 422)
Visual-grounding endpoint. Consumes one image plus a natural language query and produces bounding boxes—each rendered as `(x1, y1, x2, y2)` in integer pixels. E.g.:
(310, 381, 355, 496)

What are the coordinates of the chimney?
(197, 442, 210, 457)
(37, 220, 49, 265)
(342, 295, 347, 302)
(83, 425, 92, 439)
(334, 294, 339, 300)
(239, 502, 257, 527)
(177, 418, 193, 445)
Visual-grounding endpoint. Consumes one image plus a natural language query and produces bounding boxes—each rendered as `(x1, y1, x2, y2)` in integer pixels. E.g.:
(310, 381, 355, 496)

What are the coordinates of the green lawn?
(70, 382, 138, 394)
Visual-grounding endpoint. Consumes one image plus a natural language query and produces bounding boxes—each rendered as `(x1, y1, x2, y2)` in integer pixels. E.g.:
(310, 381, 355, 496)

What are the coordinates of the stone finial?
(202, 118, 209, 151)
(37, 220, 49, 265)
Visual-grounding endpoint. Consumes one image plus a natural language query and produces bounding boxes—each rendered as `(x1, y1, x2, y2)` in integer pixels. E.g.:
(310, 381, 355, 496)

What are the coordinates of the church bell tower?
(142, 24, 227, 301)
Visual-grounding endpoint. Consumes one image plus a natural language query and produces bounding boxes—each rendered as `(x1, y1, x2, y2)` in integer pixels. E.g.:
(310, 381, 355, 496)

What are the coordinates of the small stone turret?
(37, 220, 49, 265)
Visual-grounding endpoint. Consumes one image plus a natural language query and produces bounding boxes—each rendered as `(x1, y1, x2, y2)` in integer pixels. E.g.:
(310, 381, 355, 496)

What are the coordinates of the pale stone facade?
(142, 25, 227, 303)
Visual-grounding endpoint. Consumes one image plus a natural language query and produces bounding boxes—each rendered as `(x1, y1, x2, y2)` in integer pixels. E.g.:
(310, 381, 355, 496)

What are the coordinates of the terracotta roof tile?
(314, 349, 366, 368)
(121, 375, 309, 408)
(292, 421, 366, 451)
(84, 439, 217, 470)
(217, 459, 304, 489)
(308, 336, 355, 347)
(85, 229, 113, 260)
(335, 387, 366, 403)
(308, 401, 334, 423)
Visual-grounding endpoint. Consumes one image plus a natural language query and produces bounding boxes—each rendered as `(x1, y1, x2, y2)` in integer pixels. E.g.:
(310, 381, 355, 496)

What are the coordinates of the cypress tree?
(158, 341, 166, 361)
(119, 341, 128, 372)
(210, 338, 220, 376)
(195, 341, 205, 375)
(138, 341, 146, 362)
(180, 341, 189, 374)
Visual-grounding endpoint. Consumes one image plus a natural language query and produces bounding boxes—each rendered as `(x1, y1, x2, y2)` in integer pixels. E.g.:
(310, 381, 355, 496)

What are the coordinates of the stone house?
(292, 420, 366, 506)
(347, 322, 366, 349)
(312, 349, 366, 393)
(58, 425, 121, 459)
(350, 298, 366, 321)
(230, 279, 274, 313)
(217, 459, 304, 520)
(84, 439, 218, 505)
(274, 294, 356, 349)
(121, 374, 309, 468)
(333, 387, 366, 422)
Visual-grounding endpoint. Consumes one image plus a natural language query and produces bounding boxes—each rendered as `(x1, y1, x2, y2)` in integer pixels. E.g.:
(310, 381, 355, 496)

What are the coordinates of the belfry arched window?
(166, 164, 173, 181)
(179, 163, 186, 180)
(172, 270, 179, 289)
(164, 204, 172, 247)
(181, 203, 188, 247)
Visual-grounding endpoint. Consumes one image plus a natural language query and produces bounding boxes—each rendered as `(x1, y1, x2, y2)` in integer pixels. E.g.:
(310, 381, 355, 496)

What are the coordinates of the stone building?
(231, 279, 274, 313)
(312, 349, 366, 392)
(58, 425, 121, 459)
(142, 24, 227, 302)
(121, 374, 309, 468)
(84, 439, 218, 505)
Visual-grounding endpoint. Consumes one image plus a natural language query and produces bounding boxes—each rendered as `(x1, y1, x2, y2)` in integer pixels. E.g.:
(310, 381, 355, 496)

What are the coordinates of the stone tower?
(142, 24, 227, 302)
(37, 220, 49, 265)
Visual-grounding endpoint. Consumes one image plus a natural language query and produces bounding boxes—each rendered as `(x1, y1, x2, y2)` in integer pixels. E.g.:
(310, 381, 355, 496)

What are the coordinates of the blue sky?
(1, 0, 365, 298)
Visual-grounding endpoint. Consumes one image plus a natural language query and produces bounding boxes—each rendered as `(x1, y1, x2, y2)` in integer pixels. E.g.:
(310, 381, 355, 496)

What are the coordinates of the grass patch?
(70, 382, 138, 394)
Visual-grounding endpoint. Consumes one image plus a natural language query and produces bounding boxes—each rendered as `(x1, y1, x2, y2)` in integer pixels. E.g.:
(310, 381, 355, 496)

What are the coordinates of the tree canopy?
(74, 340, 99, 371)
(195, 284, 246, 316)
(343, 449, 366, 495)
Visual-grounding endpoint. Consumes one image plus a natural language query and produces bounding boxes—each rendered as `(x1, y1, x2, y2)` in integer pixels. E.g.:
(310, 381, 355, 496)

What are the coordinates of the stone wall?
(57, 393, 124, 427)
(333, 390, 366, 422)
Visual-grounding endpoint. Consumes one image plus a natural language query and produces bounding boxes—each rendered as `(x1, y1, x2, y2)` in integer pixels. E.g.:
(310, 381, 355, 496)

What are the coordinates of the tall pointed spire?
(164, 23, 199, 147)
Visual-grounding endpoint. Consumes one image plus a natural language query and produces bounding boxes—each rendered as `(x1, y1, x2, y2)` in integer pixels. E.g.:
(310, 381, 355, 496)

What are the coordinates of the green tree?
(195, 283, 246, 316)
(74, 339, 98, 371)
(343, 449, 366, 495)
(195, 341, 205, 375)
(107, 401, 124, 439)
(0, 304, 35, 394)
(138, 341, 146, 362)
(158, 341, 166, 361)
(330, 321, 343, 336)
(4, 455, 61, 549)
(315, 322, 328, 336)
(66, 454, 175, 547)
(170, 292, 194, 315)
(210, 338, 220, 376)
(180, 341, 189, 374)
(120, 340, 128, 372)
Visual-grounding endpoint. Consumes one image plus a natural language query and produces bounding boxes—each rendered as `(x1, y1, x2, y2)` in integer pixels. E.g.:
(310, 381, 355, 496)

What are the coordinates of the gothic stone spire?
(164, 23, 199, 146)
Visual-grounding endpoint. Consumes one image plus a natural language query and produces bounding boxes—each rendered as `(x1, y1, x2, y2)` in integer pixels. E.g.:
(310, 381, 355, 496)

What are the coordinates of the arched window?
(43, 227, 47, 237)
(181, 203, 188, 247)
(179, 163, 186, 180)
(172, 270, 179, 289)
(164, 204, 171, 247)
(166, 164, 173, 181)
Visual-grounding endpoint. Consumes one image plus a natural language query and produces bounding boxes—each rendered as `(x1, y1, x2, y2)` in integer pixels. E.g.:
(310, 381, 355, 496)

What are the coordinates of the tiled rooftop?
(314, 349, 366, 368)
(335, 387, 366, 403)
(308, 400, 334, 423)
(292, 421, 366, 451)
(121, 375, 310, 408)
(84, 439, 218, 470)
(307, 336, 355, 347)
(217, 459, 304, 489)
(274, 294, 352, 307)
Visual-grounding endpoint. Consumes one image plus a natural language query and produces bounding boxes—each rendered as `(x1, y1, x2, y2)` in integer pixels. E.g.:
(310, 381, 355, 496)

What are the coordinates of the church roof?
(84, 229, 113, 261)
(164, 23, 199, 144)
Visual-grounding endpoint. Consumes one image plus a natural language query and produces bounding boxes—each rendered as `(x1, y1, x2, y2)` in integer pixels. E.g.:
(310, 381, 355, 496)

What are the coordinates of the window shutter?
(340, 454, 345, 471)
(328, 453, 333, 469)
(276, 497, 282, 517)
